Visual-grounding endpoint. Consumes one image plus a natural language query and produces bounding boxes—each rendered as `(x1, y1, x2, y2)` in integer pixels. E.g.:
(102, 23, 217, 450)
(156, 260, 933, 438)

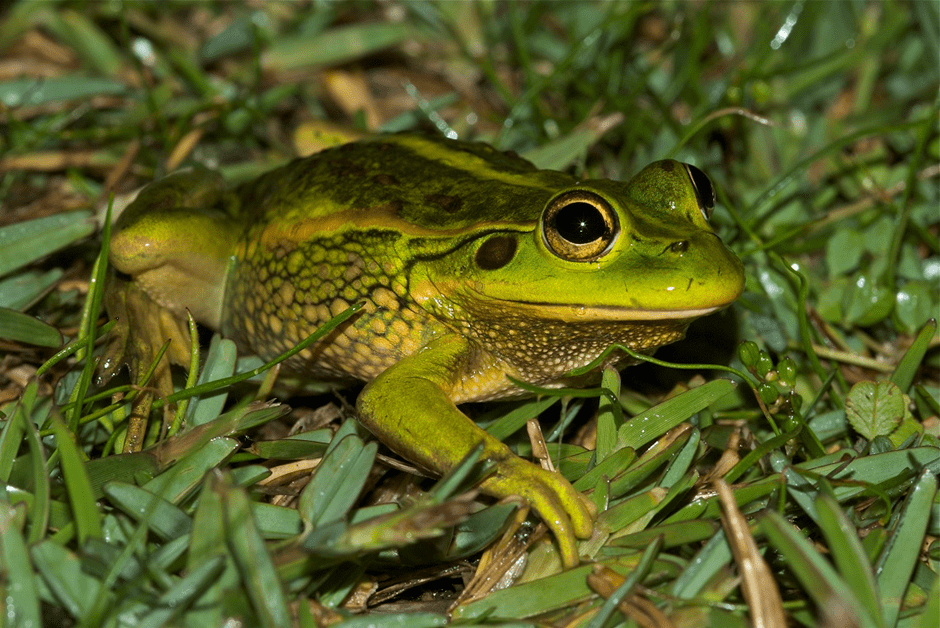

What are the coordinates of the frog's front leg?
(357, 335, 593, 567)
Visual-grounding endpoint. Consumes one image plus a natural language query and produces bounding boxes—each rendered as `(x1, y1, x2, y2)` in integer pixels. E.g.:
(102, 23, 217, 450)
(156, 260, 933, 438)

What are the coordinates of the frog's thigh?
(356, 335, 593, 567)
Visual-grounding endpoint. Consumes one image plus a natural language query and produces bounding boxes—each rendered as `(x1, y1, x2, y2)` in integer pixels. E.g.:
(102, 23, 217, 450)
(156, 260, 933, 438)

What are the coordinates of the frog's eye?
(542, 192, 619, 262)
(684, 164, 715, 220)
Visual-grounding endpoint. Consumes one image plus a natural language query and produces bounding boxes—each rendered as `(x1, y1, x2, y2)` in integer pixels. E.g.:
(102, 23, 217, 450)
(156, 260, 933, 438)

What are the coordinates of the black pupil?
(552, 202, 606, 244)
(687, 165, 715, 210)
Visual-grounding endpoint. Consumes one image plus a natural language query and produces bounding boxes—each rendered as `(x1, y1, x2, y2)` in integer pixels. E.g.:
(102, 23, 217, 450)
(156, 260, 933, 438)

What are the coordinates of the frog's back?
(233, 134, 573, 230)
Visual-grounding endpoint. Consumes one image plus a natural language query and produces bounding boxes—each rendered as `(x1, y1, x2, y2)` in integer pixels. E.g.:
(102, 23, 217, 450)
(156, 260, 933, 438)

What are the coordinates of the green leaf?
(846, 381, 906, 440)
(895, 281, 938, 332)
(843, 274, 895, 327)
(826, 228, 864, 276)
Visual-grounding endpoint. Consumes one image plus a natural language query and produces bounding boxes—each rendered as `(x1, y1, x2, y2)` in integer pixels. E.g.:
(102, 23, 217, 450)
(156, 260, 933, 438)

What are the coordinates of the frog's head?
(412, 159, 745, 373)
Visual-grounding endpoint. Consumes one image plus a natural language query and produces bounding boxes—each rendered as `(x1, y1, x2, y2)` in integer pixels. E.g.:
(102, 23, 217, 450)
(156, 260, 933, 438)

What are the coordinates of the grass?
(1, 1, 938, 626)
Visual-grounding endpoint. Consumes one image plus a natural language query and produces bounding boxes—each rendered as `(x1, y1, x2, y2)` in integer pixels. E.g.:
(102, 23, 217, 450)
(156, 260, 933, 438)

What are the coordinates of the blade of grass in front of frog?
(36, 320, 116, 379)
(584, 538, 663, 628)
(30, 539, 106, 620)
(82, 402, 291, 501)
(187, 472, 239, 626)
(137, 555, 227, 628)
(595, 366, 623, 463)
(66, 198, 112, 431)
(103, 482, 192, 541)
(505, 375, 616, 404)
(618, 378, 736, 450)
(218, 473, 291, 628)
(566, 342, 759, 388)
(144, 437, 240, 503)
(298, 433, 377, 528)
(613, 518, 721, 554)
(182, 335, 238, 429)
(19, 386, 51, 544)
(47, 338, 171, 436)
(427, 442, 488, 500)
(0, 380, 31, 481)
(760, 509, 881, 628)
(669, 527, 732, 599)
(452, 563, 595, 621)
(0, 500, 42, 626)
(815, 494, 884, 628)
(891, 318, 938, 392)
(606, 425, 696, 500)
(154, 301, 364, 409)
(481, 396, 558, 442)
(51, 415, 103, 545)
(875, 470, 937, 628)
(598, 485, 670, 541)
(168, 311, 202, 436)
(723, 423, 802, 484)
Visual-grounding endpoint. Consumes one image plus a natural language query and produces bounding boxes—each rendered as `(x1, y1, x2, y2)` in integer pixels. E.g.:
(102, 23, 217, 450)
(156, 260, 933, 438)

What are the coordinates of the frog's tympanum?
(105, 134, 745, 567)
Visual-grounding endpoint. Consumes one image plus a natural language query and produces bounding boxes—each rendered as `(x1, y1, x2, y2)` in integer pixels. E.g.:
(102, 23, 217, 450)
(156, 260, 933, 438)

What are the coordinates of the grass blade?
(815, 495, 884, 628)
(51, 417, 102, 545)
(875, 470, 938, 627)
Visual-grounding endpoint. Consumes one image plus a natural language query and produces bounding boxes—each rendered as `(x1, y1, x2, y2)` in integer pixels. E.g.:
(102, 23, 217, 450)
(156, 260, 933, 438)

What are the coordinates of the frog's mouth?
(489, 300, 726, 323)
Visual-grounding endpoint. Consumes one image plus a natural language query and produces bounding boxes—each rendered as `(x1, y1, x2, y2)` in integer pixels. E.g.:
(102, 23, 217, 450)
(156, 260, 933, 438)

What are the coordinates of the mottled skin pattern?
(106, 134, 745, 567)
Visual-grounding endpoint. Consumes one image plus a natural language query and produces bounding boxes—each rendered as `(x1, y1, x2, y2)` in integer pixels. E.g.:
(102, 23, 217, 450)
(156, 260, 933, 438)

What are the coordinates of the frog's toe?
(485, 463, 594, 567)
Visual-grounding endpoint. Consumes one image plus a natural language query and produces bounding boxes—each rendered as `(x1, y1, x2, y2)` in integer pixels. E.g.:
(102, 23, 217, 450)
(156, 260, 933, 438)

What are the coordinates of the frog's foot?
(482, 456, 594, 568)
(99, 273, 192, 451)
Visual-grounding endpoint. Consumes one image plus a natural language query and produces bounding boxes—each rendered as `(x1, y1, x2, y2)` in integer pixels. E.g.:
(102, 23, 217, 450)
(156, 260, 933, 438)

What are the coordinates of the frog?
(103, 133, 745, 568)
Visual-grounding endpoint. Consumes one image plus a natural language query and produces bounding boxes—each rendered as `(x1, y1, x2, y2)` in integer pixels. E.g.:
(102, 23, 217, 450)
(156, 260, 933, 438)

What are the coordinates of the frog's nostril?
(669, 240, 689, 253)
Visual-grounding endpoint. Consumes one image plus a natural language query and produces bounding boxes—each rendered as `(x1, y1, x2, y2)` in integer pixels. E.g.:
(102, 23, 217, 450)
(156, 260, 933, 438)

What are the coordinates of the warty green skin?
(107, 134, 745, 568)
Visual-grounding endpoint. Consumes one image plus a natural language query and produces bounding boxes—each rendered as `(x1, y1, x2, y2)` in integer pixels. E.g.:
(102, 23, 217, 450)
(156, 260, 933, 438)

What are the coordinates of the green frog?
(104, 134, 744, 567)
